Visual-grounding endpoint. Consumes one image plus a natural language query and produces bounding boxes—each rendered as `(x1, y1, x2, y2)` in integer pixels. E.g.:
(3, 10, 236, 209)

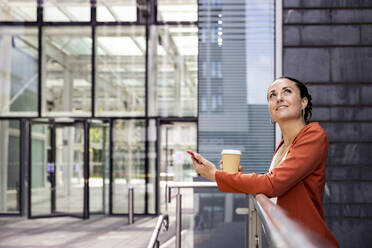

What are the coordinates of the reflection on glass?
(160, 122, 196, 214)
(44, 0, 91, 22)
(165, 190, 248, 247)
(191, 192, 248, 247)
(149, 25, 198, 117)
(31, 124, 50, 216)
(0, 27, 38, 116)
(55, 125, 85, 214)
(97, 0, 137, 22)
(95, 26, 145, 116)
(31, 123, 85, 216)
(113, 119, 145, 214)
(157, 0, 197, 22)
(89, 122, 109, 213)
(0, 120, 20, 213)
(198, 0, 275, 174)
(42, 27, 92, 116)
(246, 0, 275, 104)
(0, 0, 37, 21)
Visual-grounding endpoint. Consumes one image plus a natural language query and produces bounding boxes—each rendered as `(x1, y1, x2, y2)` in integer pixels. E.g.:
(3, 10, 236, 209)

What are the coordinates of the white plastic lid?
(221, 149, 241, 155)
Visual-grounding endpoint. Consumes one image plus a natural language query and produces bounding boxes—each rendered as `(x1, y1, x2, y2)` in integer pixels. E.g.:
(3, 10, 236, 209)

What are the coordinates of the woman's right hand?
(219, 160, 243, 172)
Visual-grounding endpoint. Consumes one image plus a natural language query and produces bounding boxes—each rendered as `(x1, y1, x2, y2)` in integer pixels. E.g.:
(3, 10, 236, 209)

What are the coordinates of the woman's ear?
(301, 97, 308, 110)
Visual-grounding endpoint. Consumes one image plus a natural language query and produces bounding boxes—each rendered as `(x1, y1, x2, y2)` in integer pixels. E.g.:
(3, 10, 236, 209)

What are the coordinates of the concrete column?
(0, 36, 11, 211)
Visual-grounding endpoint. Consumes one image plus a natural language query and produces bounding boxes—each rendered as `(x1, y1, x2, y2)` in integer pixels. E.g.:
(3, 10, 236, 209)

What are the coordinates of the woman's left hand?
(191, 153, 218, 181)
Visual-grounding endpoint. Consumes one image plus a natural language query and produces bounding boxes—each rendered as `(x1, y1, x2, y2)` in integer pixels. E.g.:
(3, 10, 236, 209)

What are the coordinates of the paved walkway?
(0, 215, 163, 248)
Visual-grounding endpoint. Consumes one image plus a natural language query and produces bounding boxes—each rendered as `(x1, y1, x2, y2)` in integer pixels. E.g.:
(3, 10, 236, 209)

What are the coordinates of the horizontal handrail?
(253, 194, 332, 248)
(167, 181, 217, 188)
(147, 214, 169, 248)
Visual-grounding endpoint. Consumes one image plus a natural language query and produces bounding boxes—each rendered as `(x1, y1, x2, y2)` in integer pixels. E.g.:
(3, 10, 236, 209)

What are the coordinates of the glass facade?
(0, 120, 21, 214)
(0, 1, 277, 231)
(0, 0, 37, 21)
(112, 119, 146, 214)
(0, 27, 38, 117)
(97, 0, 137, 22)
(30, 122, 86, 217)
(195, 0, 276, 247)
(95, 26, 146, 117)
(89, 121, 109, 214)
(42, 26, 92, 116)
(148, 25, 198, 117)
(43, 0, 91, 22)
(157, 0, 197, 22)
(198, 0, 275, 173)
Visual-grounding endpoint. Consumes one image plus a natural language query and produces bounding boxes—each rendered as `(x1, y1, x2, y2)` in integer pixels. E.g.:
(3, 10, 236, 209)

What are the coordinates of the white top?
(221, 149, 241, 155)
(269, 146, 288, 204)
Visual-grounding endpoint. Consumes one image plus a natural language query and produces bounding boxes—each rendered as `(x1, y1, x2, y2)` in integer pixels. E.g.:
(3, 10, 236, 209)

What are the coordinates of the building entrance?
(28, 120, 88, 219)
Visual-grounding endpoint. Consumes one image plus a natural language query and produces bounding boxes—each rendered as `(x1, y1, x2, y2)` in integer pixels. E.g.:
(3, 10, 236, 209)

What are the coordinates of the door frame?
(27, 118, 89, 219)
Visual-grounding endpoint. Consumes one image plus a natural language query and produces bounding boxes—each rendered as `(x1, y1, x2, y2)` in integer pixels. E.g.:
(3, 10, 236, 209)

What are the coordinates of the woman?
(190, 77, 339, 247)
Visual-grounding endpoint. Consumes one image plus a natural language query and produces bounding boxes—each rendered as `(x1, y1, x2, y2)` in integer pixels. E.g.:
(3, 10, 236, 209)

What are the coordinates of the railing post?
(248, 195, 261, 248)
(128, 185, 134, 224)
(176, 188, 182, 248)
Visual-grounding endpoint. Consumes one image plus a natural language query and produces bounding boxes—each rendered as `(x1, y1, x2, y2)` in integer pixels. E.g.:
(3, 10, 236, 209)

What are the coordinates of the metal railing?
(147, 214, 169, 248)
(253, 194, 332, 248)
(148, 181, 331, 248)
(167, 182, 218, 248)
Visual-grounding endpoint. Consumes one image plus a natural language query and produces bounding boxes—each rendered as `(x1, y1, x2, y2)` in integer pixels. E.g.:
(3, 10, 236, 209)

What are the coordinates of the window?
(95, 26, 146, 117)
(42, 26, 92, 116)
(0, 27, 38, 117)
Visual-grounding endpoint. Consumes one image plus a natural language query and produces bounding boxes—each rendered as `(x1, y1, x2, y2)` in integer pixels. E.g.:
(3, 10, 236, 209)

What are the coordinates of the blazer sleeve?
(215, 125, 328, 197)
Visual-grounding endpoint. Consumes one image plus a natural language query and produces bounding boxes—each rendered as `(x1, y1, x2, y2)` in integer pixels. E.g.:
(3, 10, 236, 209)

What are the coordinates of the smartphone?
(187, 150, 201, 164)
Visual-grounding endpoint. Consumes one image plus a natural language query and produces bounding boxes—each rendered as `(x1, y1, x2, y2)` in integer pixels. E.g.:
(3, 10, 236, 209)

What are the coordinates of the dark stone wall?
(283, 1, 372, 247)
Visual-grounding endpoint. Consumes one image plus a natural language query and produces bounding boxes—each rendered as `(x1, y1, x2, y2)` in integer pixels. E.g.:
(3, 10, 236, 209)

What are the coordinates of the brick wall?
(283, 0, 372, 247)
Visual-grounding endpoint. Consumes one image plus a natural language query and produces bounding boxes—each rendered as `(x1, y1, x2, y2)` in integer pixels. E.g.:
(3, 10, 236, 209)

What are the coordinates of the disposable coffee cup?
(221, 150, 241, 173)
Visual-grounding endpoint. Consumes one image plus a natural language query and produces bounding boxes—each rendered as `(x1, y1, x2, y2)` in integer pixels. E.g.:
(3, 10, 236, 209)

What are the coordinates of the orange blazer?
(215, 122, 339, 247)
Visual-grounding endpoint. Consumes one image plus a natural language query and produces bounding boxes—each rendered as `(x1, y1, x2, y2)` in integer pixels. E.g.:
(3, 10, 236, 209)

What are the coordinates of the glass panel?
(31, 124, 50, 216)
(191, 192, 248, 247)
(148, 25, 198, 117)
(44, 0, 91, 22)
(166, 189, 248, 248)
(42, 26, 92, 116)
(198, 0, 275, 173)
(89, 122, 109, 213)
(97, 0, 137, 22)
(0, 27, 38, 117)
(112, 119, 145, 214)
(160, 122, 197, 213)
(147, 119, 157, 214)
(157, 0, 197, 22)
(0, 120, 20, 213)
(55, 124, 84, 215)
(95, 26, 146, 117)
(0, 0, 37, 21)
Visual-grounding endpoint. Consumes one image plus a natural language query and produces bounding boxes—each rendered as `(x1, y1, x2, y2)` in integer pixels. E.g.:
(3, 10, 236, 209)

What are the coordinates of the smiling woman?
(191, 77, 340, 247)
(267, 76, 311, 126)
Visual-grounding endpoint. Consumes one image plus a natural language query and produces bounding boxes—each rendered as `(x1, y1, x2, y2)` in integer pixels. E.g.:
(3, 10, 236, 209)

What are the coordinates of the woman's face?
(267, 78, 308, 124)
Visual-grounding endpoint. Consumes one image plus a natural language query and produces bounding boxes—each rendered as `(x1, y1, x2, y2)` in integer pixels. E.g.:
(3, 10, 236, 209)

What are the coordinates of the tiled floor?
(0, 215, 160, 248)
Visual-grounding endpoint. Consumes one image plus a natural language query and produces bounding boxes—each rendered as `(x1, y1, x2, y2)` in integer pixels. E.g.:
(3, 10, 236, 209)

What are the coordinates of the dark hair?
(278, 76, 313, 124)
